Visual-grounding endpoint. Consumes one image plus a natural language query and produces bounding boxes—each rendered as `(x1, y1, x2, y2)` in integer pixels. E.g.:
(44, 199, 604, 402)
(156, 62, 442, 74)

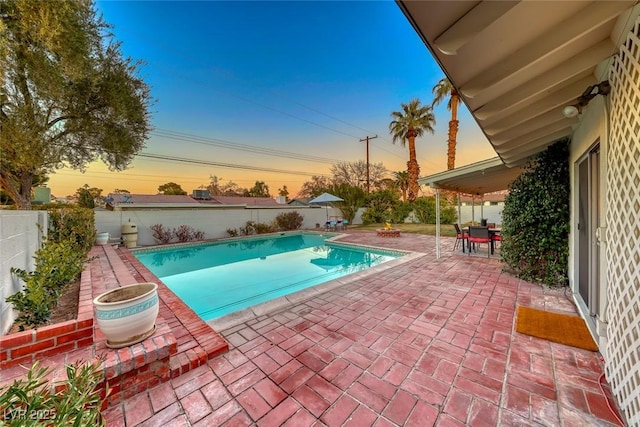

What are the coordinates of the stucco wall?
(95, 206, 345, 247)
(0, 211, 47, 334)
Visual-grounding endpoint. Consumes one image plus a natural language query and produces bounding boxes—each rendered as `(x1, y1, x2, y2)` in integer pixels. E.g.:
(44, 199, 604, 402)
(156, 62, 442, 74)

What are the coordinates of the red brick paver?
(103, 231, 624, 426)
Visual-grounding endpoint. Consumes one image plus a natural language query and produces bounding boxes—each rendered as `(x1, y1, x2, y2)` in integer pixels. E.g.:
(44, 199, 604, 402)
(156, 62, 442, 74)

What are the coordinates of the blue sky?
(49, 0, 494, 197)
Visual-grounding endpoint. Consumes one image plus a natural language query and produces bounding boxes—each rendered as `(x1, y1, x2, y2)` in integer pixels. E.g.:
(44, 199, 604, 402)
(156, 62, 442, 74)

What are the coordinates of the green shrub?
(226, 228, 238, 237)
(174, 225, 205, 242)
(361, 190, 398, 224)
(412, 196, 457, 224)
(501, 139, 570, 287)
(254, 222, 275, 234)
(275, 211, 304, 230)
(389, 201, 413, 223)
(239, 220, 275, 235)
(47, 207, 96, 255)
(7, 239, 87, 330)
(0, 361, 106, 426)
(150, 224, 174, 244)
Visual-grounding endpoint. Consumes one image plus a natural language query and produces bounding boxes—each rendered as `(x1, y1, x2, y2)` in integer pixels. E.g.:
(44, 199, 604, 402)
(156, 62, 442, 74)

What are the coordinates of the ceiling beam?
(460, 1, 630, 97)
(491, 109, 572, 144)
(474, 40, 612, 121)
(496, 127, 574, 158)
(433, 1, 519, 55)
(482, 76, 596, 133)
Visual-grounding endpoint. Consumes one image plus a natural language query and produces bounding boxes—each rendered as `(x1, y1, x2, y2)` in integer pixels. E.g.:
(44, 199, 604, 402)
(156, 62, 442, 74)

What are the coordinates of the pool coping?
(205, 234, 427, 331)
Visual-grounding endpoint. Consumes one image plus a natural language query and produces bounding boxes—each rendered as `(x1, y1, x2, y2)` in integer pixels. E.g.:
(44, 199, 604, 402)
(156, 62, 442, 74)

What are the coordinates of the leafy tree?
(0, 0, 153, 209)
(501, 139, 570, 287)
(413, 196, 457, 224)
(297, 175, 334, 198)
(330, 161, 388, 191)
(206, 175, 246, 196)
(330, 183, 366, 224)
(75, 185, 102, 207)
(278, 185, 289, 199)
(431, 77, 460, 170)
(248, 181, 270, 198)
(389, 99, 436, 202)
(77, 189, 94, 208)
(158, 182, 187, 195)
(361, 190, 400, 224)
(113, 188, 130, 194)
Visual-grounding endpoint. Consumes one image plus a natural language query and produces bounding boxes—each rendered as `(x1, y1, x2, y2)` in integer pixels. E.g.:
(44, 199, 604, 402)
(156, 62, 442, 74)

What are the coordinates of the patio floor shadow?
(103, 230, 624, 426)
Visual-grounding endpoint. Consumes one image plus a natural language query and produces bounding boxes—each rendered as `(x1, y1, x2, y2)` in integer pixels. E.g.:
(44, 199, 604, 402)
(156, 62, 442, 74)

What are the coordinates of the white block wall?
(95, 206, 345, 247)
(0, 211, 47, 334)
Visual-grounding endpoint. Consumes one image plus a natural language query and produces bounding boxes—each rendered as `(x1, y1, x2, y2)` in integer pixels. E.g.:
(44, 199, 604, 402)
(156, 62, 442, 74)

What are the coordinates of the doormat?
(516, 306, 598, 351)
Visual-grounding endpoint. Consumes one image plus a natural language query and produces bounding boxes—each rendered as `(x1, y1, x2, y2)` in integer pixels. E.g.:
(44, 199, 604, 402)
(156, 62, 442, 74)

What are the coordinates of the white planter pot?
(93, 283, 159, 348)
(96, 232, 109, 245)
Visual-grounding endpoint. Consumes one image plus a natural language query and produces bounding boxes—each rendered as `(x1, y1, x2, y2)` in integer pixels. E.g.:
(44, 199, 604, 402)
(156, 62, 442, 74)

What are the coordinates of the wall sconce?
(563, 80, 611, 118)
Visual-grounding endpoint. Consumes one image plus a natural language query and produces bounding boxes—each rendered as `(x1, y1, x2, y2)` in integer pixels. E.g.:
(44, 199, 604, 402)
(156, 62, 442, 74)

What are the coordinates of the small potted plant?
(93, 283, 159, 348)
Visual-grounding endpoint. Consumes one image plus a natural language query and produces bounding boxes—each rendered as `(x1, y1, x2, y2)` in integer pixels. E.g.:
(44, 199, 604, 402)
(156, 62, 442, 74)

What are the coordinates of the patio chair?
(453, 223, 468, 253)
(468, 226, 491, 258)
(492, 231, 501, 249)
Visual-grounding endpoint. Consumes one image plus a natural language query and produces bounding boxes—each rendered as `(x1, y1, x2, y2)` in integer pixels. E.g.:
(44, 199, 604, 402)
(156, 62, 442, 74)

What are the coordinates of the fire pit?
(376, 223, 401, 238)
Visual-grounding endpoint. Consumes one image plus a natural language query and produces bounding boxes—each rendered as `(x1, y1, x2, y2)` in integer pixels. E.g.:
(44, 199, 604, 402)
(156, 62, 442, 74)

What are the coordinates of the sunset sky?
(47, 0, 495, 198)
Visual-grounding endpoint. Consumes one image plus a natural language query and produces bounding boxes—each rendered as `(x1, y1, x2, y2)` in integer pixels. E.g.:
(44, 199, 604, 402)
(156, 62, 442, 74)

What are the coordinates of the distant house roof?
(105, 193, 286, 209)
(208, 196, 282, 207)
(107, 194, 198, 205)
(459, 191, 507, 203)
(288, 198, 311, 206)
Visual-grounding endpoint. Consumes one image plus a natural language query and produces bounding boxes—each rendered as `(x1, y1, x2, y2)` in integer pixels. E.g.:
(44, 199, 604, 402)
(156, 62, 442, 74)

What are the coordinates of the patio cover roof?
(396, 0, 639, 167)
(420, 157, 523, 195)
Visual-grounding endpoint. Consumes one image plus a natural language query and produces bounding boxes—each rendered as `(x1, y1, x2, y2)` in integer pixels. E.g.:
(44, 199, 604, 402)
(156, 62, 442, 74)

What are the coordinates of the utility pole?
(359, 135, 377, 193)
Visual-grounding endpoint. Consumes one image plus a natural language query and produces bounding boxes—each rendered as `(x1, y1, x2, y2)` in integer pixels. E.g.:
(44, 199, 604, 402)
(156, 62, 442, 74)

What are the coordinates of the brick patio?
(102, 231, 624, 426)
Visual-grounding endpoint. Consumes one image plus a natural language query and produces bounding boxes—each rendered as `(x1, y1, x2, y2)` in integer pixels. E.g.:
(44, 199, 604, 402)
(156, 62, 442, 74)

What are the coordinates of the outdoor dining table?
(462, 227, 501, 254)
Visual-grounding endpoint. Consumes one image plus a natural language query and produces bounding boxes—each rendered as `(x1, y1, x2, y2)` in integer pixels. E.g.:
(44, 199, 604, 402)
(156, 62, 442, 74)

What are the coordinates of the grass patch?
(350, 223, 457, 237)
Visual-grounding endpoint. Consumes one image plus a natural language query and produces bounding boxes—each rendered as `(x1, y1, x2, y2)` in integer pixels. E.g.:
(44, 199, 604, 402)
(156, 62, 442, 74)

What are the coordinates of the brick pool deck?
(102, 230, 624, 426)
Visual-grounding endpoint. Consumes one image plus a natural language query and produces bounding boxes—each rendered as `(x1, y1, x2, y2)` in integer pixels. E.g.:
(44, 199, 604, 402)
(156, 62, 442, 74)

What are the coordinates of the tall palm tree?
(389, 99, 436, 202)
(431, 77, 460, 170)
(393, 171, 409, 202)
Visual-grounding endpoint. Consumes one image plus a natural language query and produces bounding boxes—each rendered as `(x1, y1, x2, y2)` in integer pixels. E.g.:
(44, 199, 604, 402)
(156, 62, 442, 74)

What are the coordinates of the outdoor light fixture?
(563, 80, 611, 118)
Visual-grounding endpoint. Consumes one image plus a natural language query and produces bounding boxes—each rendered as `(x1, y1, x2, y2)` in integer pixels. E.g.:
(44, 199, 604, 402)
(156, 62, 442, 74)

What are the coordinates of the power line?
(115, 27, 375, 139)
(111, 27, 440, 168)
(136, 153, 330, 177)
(151, 128, 342, 164)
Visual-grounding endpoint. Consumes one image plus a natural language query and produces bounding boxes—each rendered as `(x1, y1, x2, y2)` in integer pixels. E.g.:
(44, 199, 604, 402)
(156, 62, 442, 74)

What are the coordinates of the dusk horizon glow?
(46, 0, 494, 199)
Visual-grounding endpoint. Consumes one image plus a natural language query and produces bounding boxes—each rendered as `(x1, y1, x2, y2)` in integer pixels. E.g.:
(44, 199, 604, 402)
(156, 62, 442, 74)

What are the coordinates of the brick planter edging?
(0, 245, 178, 409)
(0, 262, 95, 370)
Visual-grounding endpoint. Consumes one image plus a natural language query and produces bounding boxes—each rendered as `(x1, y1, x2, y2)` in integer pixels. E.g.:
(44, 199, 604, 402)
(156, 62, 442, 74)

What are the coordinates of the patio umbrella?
(309, 192, 343, 221)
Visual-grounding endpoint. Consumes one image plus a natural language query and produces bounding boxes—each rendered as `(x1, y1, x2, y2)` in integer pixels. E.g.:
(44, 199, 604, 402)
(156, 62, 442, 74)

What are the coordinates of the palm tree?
(389, 99, 436, 202)
(431, 77, 460, 170)
(393, 171, 409, 202)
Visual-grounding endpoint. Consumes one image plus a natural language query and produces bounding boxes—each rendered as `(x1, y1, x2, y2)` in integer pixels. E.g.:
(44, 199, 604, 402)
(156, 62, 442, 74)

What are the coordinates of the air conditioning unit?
(192, 189, 210, 199)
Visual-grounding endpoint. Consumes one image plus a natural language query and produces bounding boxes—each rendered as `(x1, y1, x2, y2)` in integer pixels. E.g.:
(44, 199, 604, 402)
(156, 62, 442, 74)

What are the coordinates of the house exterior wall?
(0, 211, 47, 334)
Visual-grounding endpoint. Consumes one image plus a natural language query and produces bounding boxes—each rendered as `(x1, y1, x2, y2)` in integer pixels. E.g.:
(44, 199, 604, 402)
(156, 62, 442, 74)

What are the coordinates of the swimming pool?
(134, 233, 402, 320)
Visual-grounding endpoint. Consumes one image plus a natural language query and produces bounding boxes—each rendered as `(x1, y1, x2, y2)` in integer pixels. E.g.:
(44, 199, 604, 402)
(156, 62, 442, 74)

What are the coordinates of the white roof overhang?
(419, 157, 523, 195)
(397, 0, 640, 167)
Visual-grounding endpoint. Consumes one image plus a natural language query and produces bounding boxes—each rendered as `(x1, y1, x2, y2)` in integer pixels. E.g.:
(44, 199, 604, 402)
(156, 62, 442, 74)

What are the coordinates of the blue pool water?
(134, 233, 400, 320)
